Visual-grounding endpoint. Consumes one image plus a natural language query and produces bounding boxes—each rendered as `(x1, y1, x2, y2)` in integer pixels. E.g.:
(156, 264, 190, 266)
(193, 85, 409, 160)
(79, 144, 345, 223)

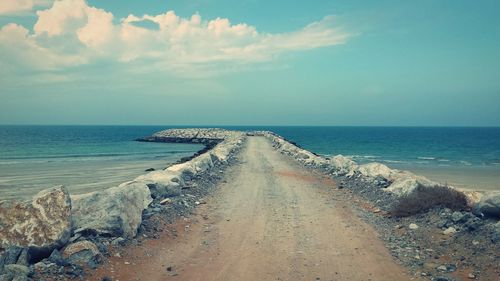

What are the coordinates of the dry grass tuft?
(391, 183, 468, 217)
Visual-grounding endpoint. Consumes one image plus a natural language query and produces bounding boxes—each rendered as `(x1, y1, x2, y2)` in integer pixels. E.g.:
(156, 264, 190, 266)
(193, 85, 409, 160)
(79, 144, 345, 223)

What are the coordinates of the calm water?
(1, 126, 499, 200)
(0, 126, 203, 199)
(234, 126, 500, 191)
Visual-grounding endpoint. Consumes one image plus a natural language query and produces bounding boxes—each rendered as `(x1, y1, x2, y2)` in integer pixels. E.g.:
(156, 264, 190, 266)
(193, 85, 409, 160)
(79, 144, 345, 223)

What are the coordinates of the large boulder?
(385, 175, 435, 196)
(0, 186, 72, 259)
(357, 163, 395, 179)
(191, 153, 214, 173)
(475, 192, 500, 218)
(71, 181, 152, 238)
(134, 170, 183, 199)
(210, 146, 230, 162)
(165, 162, 197, 180)
(329, 155, 357, 176)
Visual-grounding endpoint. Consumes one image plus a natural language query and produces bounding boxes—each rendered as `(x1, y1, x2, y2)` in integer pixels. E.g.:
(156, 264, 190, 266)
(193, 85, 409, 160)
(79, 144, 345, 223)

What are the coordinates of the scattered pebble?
(437, 265, 447, 271)
(409, 223, 419, 230)
(443, 227, 457, 235)
(160, 198, 172, 205)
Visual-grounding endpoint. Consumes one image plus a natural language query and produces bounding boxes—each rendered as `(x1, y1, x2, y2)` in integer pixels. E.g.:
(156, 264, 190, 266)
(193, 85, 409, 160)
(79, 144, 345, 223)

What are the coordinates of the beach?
(1, 126, 499, 201)
(1, 128, 499, 281)
(397, 165, 500, 192)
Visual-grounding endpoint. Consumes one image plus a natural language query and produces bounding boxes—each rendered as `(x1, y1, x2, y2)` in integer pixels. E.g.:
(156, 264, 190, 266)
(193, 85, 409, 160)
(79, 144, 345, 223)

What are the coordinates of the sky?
(0, 0, 499, 126)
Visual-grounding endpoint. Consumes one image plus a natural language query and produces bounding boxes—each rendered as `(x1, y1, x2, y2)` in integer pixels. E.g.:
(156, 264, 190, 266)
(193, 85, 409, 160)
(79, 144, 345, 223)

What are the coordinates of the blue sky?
(0, 0, 499, 126)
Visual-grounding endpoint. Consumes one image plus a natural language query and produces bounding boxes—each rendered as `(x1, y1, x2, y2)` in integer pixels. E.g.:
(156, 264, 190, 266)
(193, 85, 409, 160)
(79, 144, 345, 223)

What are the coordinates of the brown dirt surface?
(90, 136, 412, 281)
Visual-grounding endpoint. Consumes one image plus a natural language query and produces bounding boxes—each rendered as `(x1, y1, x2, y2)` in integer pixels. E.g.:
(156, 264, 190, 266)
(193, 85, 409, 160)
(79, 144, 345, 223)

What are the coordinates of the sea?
(1, 126, 499, 200)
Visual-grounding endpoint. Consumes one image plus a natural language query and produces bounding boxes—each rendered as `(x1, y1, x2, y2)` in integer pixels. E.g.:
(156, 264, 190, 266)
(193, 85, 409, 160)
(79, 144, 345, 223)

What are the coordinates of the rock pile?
(137, 128, 239, 145)
(259, 131, 497, 218)
(0, 128, 246, 280)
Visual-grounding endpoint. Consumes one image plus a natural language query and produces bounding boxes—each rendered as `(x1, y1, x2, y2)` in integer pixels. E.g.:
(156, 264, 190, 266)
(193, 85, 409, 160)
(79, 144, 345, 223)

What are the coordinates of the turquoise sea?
(1, 126, 499, 199)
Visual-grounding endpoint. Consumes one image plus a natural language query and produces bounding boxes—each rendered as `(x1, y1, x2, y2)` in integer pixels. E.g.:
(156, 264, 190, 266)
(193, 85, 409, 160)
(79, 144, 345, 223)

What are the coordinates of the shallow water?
(228, 126, 500, 191)
(1, 125, 499, 200)
(0, 126, 203, 200)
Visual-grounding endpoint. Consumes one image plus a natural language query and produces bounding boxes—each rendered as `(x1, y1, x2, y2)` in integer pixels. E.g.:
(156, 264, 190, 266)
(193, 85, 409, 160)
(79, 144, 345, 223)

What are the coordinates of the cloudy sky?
(0, 0, 499, 126)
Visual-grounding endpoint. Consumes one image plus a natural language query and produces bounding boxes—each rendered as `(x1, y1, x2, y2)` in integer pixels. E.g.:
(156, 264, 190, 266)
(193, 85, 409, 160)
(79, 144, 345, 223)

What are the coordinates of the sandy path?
(93, 136, 410, 281)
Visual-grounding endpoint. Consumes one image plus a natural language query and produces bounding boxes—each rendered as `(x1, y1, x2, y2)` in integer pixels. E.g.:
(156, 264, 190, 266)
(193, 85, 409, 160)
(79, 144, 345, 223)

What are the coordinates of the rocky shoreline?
(259, 131, 500, 280)
(0, 128, 245, 281)
(1, 128, 499, 281)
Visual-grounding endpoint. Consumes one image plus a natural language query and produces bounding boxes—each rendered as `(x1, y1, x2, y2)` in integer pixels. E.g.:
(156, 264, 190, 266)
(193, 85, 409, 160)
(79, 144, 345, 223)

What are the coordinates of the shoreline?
(392, 165, 500, 192)
(1, 128, 499, 281)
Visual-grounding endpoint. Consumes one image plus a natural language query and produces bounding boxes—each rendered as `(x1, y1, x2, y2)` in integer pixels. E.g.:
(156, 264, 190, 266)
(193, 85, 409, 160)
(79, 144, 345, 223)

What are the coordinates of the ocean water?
(1, 126, 499, 200)
(0, 126, 203, 200)
(231, 126, 500, 191)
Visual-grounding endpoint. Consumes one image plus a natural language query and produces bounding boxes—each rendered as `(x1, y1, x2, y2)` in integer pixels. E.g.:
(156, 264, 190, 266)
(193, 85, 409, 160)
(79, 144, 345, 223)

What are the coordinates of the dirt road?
(93, 136, 411, 281)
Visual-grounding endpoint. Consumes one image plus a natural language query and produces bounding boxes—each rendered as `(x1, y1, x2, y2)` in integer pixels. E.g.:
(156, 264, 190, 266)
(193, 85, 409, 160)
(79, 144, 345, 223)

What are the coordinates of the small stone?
(472, 240, 479, 245)
(145, 168, 155, 172)
(436, 220, 448, 228)
(63, 240, 102, 269)
(447, 264, 457, 272)
(372, 208, 381, 213)
(437, 265, 447, 271)
(468, 273, 476, 279)
(160, 198, 172, 205)
(124, 261, 130, 265)
(451, 211, 465, 223)
(409, 223, 419, 230)
(166, 266, 173, 272)
(111, 237, 126, 246)
(443, 227, 457, 235)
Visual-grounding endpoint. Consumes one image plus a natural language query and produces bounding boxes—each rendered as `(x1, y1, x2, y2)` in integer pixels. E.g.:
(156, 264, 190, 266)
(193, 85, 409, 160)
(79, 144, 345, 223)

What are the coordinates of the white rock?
(475, 192, 500, 217)
(135, 170, 183, 198)
(357, 162, 395, 179)
(166, 162, 197, 180)
(437, 265, 447, 271)
(160, 198, 172, 205)
(329, 155, 358, 175)
(443, 227, 457, 235)
(409, 223, 419, 230)
(71, 181, 152, 238)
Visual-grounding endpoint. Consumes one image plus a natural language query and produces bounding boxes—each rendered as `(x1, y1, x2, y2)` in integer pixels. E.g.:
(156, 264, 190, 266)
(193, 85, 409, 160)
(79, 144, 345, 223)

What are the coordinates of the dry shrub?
(391, 183, 468, 217)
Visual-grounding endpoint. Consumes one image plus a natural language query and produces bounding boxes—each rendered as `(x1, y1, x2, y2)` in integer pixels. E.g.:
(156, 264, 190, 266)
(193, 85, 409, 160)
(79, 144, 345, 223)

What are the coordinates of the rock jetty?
(1, 128, 498, 280)
(257, 131, 487, 215)
(0, 128, 245, 280)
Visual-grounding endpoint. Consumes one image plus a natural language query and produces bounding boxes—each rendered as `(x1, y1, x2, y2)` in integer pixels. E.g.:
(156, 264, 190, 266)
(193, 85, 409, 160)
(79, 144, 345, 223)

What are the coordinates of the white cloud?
(0, 0, 53, 15)
(0, 0, 351, 75)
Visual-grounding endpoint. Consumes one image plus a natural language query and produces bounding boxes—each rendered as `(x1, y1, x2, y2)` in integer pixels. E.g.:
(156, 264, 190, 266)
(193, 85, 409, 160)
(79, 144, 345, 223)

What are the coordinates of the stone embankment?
(1, 128, 499, 280)
(257, 131, 498, 218)
(0, 128, 245, 280)
(257, 130, 500, 280)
